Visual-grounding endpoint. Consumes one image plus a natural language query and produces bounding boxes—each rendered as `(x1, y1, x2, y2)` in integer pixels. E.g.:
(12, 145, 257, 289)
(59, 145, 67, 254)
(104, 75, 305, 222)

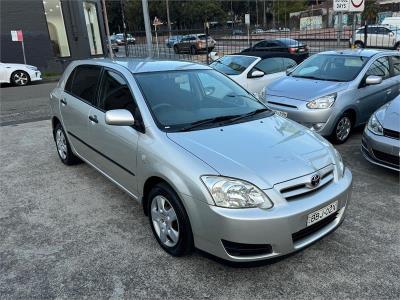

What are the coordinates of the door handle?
(89, 115, 98, 123)
(60, 98, 67, 106)
(386, 89, 392, 95)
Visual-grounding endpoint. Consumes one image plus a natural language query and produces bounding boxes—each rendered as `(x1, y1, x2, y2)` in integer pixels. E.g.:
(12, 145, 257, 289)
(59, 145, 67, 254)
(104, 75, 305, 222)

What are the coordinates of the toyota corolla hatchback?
(50, 58, 352, 262)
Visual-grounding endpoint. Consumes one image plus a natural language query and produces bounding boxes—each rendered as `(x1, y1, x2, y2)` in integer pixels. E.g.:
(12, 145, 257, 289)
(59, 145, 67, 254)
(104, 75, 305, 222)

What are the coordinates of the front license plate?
(307, 201, 338, 226)
(274, 110, 287, 118)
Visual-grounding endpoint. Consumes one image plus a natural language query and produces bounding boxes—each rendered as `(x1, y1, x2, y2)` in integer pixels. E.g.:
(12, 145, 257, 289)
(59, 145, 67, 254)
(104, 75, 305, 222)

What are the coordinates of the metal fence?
(114, 25, 399, 64)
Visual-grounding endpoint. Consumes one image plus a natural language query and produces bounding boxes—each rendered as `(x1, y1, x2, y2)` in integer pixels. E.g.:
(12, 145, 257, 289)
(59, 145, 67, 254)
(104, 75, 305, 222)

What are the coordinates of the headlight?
(27, 66, 38, 71)
(307, 93, 336, 109)
(201, 176, 273, 209)
(367, 114, 383, 135)
(333, 148, 345, 178)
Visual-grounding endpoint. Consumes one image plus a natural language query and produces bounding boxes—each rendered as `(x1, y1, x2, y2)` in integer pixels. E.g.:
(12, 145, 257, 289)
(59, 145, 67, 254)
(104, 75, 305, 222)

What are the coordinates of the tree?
(362, 0, 379, 24)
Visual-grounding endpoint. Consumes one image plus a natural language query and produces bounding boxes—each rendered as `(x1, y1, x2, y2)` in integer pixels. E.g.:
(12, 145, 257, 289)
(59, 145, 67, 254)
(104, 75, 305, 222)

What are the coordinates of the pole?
(101, 0, 113, 58)
(21, 39, 26, 64)
(155, 25, 160, 57)
(142, 0, 153, 56)
(256, 0, 258, 27)
(263, 0, 266, 28)
(337, 12, 343, 47)
(120, 0, 128, 56)
(351, 12, 356, 48)
(231, 0, 234, 29)
(166, 0, 171, 36)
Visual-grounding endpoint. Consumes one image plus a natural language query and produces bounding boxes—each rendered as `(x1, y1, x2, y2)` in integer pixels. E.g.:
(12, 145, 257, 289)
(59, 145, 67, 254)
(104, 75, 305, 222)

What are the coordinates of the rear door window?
(391, 56, 400, 76)
(70, 65, 102, 105)
(366, 57, 390, 79)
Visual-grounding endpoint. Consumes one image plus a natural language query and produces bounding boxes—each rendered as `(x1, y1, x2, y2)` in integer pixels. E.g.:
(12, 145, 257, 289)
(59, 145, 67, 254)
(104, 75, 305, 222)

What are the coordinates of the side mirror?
(365, 75, 383, 85)
(248, 70, 265, 78)
(105, 109, 135, 126)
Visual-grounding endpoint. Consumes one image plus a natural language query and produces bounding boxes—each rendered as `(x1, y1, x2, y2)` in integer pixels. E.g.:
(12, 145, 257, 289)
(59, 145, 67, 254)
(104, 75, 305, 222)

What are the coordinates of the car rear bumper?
(187, 168, 352, 262)
(361, 126, 400, 171)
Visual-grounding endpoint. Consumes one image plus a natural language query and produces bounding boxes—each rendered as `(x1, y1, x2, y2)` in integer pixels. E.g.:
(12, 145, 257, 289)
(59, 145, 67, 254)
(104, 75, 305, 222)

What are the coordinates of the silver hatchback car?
(50, 58, 352, 262)
(265, 49, 400, 143)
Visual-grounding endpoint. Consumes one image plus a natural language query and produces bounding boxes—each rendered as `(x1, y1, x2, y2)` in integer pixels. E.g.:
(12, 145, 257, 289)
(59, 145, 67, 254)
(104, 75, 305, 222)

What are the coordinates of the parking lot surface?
(0, 119, 399, 299)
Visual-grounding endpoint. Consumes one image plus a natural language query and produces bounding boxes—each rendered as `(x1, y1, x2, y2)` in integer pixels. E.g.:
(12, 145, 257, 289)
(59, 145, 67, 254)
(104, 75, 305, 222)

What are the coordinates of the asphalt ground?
(0, 82, 399, 298)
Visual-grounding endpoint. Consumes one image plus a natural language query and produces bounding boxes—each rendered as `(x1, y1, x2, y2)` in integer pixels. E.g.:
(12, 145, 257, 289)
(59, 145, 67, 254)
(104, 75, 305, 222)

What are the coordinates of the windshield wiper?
(223, 108, 270, 124)
(179, 115, 241, 132)
(292, 75, 321, 80)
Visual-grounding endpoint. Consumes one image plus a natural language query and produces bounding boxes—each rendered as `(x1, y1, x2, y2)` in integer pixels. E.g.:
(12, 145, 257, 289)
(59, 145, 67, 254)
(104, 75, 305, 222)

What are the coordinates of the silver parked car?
(362, 96, 400, 171)
(50, 58, 352, 262)
(265, 50, 400, 143)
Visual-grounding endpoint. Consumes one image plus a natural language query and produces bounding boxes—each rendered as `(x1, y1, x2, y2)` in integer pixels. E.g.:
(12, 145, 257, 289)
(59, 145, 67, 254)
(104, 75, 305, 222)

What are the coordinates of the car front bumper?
(29, 70, 42, 82)
(361, 126, 400, 171)
(186, 168, 352, 262)
(265, 95, 337, 136)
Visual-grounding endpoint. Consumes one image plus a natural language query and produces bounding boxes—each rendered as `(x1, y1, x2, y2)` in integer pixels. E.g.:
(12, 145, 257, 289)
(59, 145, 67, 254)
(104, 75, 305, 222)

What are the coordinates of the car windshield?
(135, 69, 269, 132)
(290, 54, 369, 82)
(210, 55, 257, 75)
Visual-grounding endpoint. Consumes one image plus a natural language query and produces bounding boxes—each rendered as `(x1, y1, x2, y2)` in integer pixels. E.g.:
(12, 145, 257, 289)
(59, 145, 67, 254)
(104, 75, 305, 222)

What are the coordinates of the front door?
(356, 56, 393, 124)
(86, 69, 139, 196)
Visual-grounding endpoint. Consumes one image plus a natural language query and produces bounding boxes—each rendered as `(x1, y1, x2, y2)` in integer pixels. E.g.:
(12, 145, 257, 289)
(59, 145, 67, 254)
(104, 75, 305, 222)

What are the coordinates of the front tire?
(11, 70, 30, 86)
(394, 42, 400, 51)
(53, 123, 81, 165)
(148, 183, 193, 256)
(330, 113, 353, 144)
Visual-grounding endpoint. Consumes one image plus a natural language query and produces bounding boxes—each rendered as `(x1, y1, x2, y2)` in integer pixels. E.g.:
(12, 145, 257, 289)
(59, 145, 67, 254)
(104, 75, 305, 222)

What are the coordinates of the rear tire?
(53, 123, 81, 165)
(330, 113, 353, 144)
(148, 182, 193, 256)
(173, 45, 179, 54)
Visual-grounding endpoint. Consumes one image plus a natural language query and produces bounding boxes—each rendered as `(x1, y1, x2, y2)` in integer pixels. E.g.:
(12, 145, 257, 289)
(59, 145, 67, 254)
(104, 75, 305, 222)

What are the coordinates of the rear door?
(60, 64, 102, 158)
(356, 56, 393, 124)
(85, 68, 140, 195)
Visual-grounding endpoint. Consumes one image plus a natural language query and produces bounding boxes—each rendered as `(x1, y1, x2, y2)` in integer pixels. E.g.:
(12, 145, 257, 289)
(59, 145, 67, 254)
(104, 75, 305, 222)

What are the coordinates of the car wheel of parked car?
(354, 41, 364, 49)
(148, 182, 193, 256)
(53, 123, 81, 165)
(173, 45, 179, 54)
(11, 70, 30, 86)
(394, 42, 400, 51)
(331, 114, 353, 144)
(190, 46, 197, 55)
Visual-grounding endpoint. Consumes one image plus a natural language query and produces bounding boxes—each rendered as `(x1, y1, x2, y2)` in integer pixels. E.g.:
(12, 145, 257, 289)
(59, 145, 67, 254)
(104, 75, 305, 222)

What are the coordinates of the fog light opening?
(310, 123, 325, 131)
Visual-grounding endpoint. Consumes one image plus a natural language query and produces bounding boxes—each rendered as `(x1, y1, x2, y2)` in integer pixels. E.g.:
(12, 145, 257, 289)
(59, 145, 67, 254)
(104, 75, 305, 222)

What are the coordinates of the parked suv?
(353, 25, 400, 50)
(265, 49, 400, 143)
(173, 34, 216, 54)
(50, 58, 352, 262)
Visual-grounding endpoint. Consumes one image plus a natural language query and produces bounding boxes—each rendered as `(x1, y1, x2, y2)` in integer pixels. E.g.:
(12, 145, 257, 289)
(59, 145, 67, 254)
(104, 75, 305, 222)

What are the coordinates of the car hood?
(167, 116, 335, 189)
(2, 63, 36, 69)
(266, 76, 349, 101)
(378, 97, 400, 131)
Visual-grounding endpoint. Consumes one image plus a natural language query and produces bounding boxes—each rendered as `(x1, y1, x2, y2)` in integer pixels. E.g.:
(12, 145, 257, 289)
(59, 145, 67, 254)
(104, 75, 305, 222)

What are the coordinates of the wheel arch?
(142, 176, 175, 216)
(10, 69, 31, 82)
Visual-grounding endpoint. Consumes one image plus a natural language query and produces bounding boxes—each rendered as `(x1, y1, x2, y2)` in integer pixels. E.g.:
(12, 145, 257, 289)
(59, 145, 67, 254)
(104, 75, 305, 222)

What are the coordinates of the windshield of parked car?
(135, 69, 270, 132)
(210, 55, 258, 75)
(290, 54, 369, 82)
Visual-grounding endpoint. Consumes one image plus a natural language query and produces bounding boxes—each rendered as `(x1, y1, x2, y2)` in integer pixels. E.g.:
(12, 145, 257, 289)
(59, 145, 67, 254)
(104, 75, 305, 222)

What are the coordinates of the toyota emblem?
(310, 174, 321, 188)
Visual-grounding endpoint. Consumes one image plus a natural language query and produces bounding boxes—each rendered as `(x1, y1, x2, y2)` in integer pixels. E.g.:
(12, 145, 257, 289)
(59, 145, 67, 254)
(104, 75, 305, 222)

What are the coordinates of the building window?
(83, 2, 103, 55)
(43, 0, 71, 57)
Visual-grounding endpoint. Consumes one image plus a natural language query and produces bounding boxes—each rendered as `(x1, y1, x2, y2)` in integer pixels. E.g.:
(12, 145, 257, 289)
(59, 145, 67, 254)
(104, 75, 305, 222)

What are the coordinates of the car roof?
(319, 49, 396, 57)
(234, 51, 297, 59)
(73, 57, 212, 74)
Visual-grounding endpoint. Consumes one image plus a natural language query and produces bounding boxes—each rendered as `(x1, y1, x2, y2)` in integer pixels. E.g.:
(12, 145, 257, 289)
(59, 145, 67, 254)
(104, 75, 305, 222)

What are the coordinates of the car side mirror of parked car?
(248, 70, 265, 78)
(105, 109, 135, 126)
(365, 75, 383, 86)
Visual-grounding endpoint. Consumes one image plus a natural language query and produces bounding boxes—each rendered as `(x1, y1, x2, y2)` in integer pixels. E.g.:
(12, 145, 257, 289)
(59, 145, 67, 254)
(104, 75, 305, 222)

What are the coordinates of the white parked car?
(210, 52, 298, 97)
(0, 62, 42, 86)
(353, 25, 400, 50)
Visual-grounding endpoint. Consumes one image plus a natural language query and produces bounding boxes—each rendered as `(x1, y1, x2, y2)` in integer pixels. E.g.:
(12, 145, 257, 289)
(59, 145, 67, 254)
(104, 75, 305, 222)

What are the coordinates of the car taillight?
(289, 47, 297, 54)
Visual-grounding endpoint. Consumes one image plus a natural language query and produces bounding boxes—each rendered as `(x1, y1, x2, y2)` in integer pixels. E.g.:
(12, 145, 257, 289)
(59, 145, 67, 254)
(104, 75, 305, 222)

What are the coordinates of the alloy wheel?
(336, 116, 351, 142)
(13, 72, 29, 85)
(151, 195, 179, 247)
(55, 129, 68, 160)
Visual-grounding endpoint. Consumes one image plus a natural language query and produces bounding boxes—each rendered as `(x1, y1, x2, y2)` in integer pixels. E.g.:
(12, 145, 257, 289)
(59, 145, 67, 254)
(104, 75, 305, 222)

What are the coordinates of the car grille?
(278, 166, 334, 200)
(372, 149, 400, 167)
(267, 101, 297, 109)
(221, 240, 272, 257)
(292, 213, 338, 243)
(383, 128, 400, 139)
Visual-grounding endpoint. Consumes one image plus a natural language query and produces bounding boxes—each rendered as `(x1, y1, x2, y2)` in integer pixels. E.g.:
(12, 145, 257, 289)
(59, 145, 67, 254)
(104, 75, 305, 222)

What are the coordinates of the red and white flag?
(11, 30, 23, 42)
